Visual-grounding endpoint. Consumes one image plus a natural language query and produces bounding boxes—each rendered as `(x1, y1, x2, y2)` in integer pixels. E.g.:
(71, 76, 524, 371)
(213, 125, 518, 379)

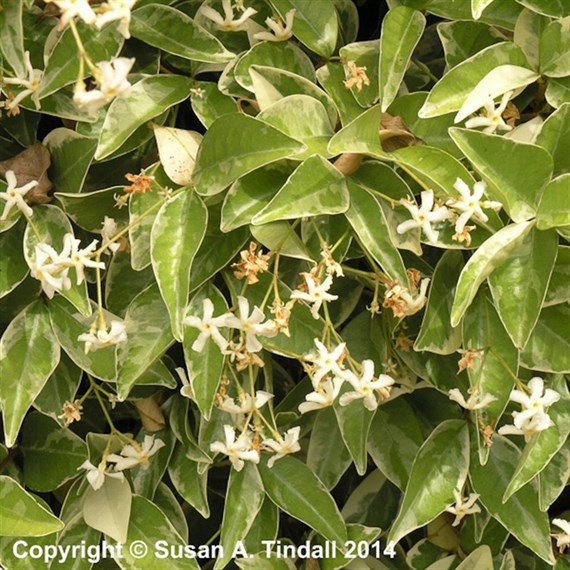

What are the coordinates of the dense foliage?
(0, 0, 569, 568)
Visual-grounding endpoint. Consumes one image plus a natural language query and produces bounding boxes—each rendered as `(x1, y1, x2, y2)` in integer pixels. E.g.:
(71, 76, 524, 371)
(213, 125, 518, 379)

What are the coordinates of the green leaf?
(191, 81, 238, 129)
(252, 155, 348, 225)
(258, 455, 348, 543)
(234, 42, 316, 92)
(516, 0, 570, 17)
(419, 42, 531, 118)
(154, 482, 188, 540)
(0, 0, 25, 77)
(129, 189, 164, 272)
(43, 128, 97, 195)
(538, 438, 570, 511)
(250, 221, 312, 262)
(23, 205, 91, 316)
(535, 102, 570, 178)
(368, 397, 424, 490)
(0, 220, 28, 298)
(520, 304, 570, 373)
(513, 8, 550, 68)
(0, 476, 64, 537)
(438, 21, 505, 69)
(20, 412, 87, 492)
(130, 4, 234, 63)
(256, 95, 335, 158)
(415, 251, 464, 354)
(221, 164, 291, 232)
(489, 228, 558, 348)
(269, 0, 338, 57)
(340, 40, 379, 108)
(48, 297, 117, 381)
(250, 66, 338, 127)
(39, 23, 124, 99)
(456, 546, 494, 570)
(546, 75, 570, 109)
(451, 220, 535, 326)
(95, 75, 193, 160)
(462, 291, 519, 464)
(536, 175, 570, 230)
(307, 407, 352, 490)
(539, 17, 570, 77)
(388, 420, 470, 544)
(450, 127, 553, 222)
(151, 190, 207, 340)
(0, 300, 60, 448)
(116, 284, 175, 400)
(215, 464, 265, 570)
(345, 181, 409, 286)
(428, 0, 523, 30)
(379, 6, 426, 111)
(82, 475, 132, 544)
(503, 376, 570, 501)
(469, 435, 555, 565)
(544, 246, 570, 307)
(182, 284, 228, 420)
(193, 113, 305, 196)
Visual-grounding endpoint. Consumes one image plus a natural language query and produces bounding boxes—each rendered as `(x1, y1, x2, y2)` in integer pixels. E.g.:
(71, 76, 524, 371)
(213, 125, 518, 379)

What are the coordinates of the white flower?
(498, 410, 555, 442)
(298, 377, 344, 414)
(551, 518, 570, 554)
(448, 388, 497, 410)
(101, 216, 120, 254)
(73, 57, 134, 113)
(305, 339, 346, 387)
(397, 190, 452, 244)
(62, 233, 105, 285)
(29, 243, 72, 299)
(0, 170, 38, 221)
(210, 425, 260, 471)
(79, 460, 125, 491)
(2, 51, 42, 112)
(446, 178, 502, 234)
(253, 9, 295, 42)
(46, 0, 97, 28)
(95, 0, 137, 39)
(176, 366, 195, 400)
(465, 91, 513, 134)
(223, 296, 277, 353)
(263, 426, 301, 467)
(445, 489, 481, 526)
(219, 390, 273, 415)
(339, 360, 395, 411)
(183, 298, 234, 352)
(201, 0, 257, 31)
(509, 377, 560, 412)
(107, 435, 166, 471)
(78, 320, 127, 354)
(290, 273, 338, 319)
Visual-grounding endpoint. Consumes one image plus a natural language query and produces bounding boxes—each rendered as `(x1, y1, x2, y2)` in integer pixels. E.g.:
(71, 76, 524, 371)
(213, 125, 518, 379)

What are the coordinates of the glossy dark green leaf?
(0, 220, 28, 298)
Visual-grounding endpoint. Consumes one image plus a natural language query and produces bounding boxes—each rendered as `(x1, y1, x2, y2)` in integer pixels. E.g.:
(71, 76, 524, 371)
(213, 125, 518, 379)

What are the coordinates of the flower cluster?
(498, 377, 560, 441)
(29, 233, 105, 299)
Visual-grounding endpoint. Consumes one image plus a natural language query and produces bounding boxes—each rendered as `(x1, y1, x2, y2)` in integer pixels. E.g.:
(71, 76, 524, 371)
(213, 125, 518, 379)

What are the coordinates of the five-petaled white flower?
(397, 190, 451, 244)
(219, 390, 273, 415)
(95, 0, 137, 38)
(305, 339, 346, 387)
(210, 425, 260, 471)
(107, 435, 166, 471)
(29, 243, 72, 299)
(201, 0, 257, 31)
(78, 320, 127, 353)
(445, 489, 481, 526)
(448, 388, 497, 410)
(446, 178, 502, 234)
(291, 273, 338, 320)
(62, 233, 106, 285)
(263, 426, 301, 467)
(298, 377, 344, 414)
(551, 518, 570, 554)
(464, 91, 513, 134)
(0, 170, 38, 221)
(2, 51, 42, 112)
(46, 0, 97, 28)
(340, 360, 395, 411)
(253, 9, 295, 42)
(79, 460, 125, 491)
(223, 296, 277, 353)
(73, 57, 134, 113)
(183, 298, 233, 352)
